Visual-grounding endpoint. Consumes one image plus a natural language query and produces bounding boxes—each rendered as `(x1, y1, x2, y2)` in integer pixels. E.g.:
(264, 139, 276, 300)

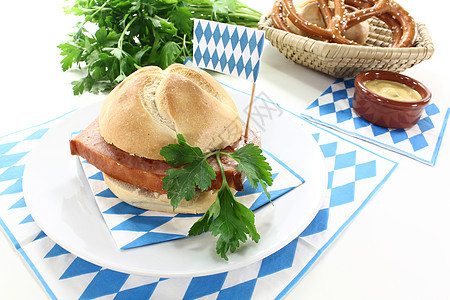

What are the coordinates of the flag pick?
(192, 19, 265, 138)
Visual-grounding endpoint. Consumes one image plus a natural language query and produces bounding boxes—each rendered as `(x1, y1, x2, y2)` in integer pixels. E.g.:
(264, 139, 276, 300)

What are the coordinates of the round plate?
(23, 90, 326, 278)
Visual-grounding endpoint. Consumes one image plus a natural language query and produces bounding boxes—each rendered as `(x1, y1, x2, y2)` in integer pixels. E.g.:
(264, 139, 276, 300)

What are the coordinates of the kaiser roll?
(99, 64, 243, 160)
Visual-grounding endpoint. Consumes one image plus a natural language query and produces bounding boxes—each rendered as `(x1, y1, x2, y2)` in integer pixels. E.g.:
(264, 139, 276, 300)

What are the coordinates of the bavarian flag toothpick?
(192, 19, 265, 137)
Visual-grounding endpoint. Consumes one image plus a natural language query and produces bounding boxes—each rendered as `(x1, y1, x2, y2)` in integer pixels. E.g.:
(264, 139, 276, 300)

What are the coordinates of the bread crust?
(99, 64, 243, 160)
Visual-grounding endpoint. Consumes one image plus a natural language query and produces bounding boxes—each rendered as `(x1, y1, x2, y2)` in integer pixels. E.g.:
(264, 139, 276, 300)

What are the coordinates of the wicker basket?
(257, 14, 434, 78)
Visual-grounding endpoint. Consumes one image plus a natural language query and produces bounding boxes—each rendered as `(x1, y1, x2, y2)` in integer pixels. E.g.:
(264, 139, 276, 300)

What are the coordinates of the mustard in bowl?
(353, 70, 431, 129)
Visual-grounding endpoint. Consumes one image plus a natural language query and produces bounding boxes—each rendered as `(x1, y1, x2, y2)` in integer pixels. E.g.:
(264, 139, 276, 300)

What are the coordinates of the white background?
(1, 0, 449, 299)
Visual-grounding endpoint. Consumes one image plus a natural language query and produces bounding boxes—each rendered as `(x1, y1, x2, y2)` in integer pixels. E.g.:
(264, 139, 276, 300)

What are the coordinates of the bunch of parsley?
(160, 134, 273, 260)
(58, 0, 261, 95)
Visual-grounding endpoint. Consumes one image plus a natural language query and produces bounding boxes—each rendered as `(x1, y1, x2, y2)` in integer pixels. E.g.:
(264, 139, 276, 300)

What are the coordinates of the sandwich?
(70, 63, 260, 214)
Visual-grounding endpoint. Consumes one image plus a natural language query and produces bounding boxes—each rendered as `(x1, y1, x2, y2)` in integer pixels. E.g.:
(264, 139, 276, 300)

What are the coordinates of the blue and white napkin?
(78, 153, 303, 250)
(301, 78, 449, 166)
(0, 102, 398, 299)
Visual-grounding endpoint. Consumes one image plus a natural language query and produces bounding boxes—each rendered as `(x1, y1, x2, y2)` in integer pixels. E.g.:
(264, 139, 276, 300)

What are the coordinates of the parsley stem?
(215, 152, 228, 188)
(118, 16, 137, 51)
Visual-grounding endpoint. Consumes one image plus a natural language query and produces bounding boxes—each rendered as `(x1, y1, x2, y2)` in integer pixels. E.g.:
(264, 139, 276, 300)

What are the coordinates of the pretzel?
(271, 0, 416, 47)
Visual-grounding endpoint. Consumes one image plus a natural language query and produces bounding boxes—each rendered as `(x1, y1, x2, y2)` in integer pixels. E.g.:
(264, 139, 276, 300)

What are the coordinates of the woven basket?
(258, 14, 434, 78)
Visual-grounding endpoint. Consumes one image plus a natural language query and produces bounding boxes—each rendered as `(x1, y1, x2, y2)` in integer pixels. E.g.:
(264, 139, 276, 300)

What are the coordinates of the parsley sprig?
(160, 134, 273, 260)
(58, 0, 261, 95)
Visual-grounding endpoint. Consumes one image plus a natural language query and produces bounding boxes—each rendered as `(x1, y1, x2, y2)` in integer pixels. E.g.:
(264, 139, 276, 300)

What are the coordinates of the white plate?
(23, 89, 326, 278)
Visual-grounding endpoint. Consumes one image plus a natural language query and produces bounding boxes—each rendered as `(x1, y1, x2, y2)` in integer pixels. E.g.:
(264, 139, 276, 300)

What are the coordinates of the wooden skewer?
(244, 82, 257, 139)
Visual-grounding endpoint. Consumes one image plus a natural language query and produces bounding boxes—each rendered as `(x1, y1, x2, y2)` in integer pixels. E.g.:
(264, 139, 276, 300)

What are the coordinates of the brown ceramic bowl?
(353, 70, 431, 129)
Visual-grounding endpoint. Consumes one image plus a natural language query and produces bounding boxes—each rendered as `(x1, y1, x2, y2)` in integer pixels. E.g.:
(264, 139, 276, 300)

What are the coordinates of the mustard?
(363, 79, 422, 102)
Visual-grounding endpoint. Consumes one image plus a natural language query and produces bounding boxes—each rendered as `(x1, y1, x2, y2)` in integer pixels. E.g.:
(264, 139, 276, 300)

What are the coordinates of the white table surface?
(1, 0, 449, 299)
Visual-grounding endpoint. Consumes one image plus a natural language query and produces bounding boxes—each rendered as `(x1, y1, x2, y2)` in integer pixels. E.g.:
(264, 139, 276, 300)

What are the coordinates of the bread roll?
(99, 64, 243, 160)
(103, 174, 220, 214)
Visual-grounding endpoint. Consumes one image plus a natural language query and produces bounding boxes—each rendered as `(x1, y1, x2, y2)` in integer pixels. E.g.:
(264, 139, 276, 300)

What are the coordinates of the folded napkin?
(78, 152, 303, 250)
(0, 102, 397, 299)
(301, 78, 449, 166)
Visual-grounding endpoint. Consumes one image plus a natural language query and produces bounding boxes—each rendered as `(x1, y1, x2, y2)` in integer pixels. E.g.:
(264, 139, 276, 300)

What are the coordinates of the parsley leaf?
(161, 134, 216, 209)
(190, 181, 260, 260)
(229, 144, 273, 198)
(58, 0, 261, 94)
(161, 134, 272, 260)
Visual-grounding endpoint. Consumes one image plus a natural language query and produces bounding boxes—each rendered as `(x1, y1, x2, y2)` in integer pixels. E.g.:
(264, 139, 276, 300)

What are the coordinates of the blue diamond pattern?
(301, 78, 448, 166)
(103, 202, 147, 215)
(213, 25, 221, 45)
(221, 27, 230, 48)
(248, 32, 257, 53)
(204, 23, 213, 43)
(194, 22, 204, 42)
(257, 33, 264, 56)
(417, 117, 435, 133)
(334, 151, 356, 170)
(184, 273, 227, 299)
(236, 57, 244, 76)
(390, 128, 408, 144)
(239, 30, 248, 51)
(353, 116, 370, 129)
(211, 49, 220, 68)
(319, 103, 336, 116)
(60, 257, 102, 279)
(19, 214, 34, 224)
(0, 178, 23, 195)
(25, 128, 49, 140)
(79, 270, 129, 299)
(193, 20, 264, 82)
(410, 134, 428, 152)
(0, 165, 25, 181)
(122, 232, 185, 249)
(112, 215, 173, 232)
(425, 103, 440, 116)
(253, 60, 261, 82)
(307, 99, 319, 110)
(95, 188, 117, 198)
(218, 279, 257, 299)
(88, 171, 104, 181)
(244, 58, 253, 79)
(320, 142, 338, 158)
(115, 283, 158, 300)
(258, 239, 298, 277)
(312, 132, 320, 142)
(327, 171, 334, 189)
(33, 230, 47, 241)
(0, 142, 18, 155)
(344, 78, 355, 89)
(230, 29, 240, 49)
(336, 108, 353, 123)
(202, 48, 211, 66)
(355, 160, 377, 180)
(320, 86, 333, 96)
(228, 55, 236, 73)
(0, 152, 28, 168)
(193, 47, 202, 66)
(332, 89, 348, 101)
(300, 208, 329, 237)
(219, 51, 228, 71)
(44, 244, 70, 258)
(8, 197, 26, 209)
(371, 125, 389, 136)
(330, 182, 355, 207)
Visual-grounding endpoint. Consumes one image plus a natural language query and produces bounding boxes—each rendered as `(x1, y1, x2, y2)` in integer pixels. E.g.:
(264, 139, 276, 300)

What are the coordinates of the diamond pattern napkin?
(77, 153, 303, 250)
(0, 102, 397, 299)
(301, 78, 449, 166)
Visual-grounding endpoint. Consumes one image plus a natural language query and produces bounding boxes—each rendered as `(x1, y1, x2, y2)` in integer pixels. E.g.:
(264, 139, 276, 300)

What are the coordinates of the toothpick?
(244, 82, 257, 139)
